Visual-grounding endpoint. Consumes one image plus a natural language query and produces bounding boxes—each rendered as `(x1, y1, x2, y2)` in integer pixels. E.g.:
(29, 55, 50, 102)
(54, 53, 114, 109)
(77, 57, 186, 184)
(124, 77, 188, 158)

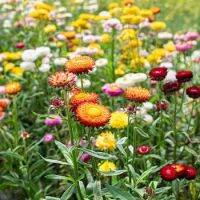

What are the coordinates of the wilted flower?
(156, 101, 169, 111)
(21, 131, 30, 140)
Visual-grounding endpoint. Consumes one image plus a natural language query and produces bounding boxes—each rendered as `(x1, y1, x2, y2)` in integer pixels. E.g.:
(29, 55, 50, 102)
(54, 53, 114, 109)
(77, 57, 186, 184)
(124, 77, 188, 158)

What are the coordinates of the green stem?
(173, 94, 178, 162)
(111, 29, 116, 82)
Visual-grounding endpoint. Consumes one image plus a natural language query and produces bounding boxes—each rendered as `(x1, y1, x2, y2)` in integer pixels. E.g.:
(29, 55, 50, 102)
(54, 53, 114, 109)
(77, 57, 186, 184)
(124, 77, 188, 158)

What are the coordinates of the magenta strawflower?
(44, 115, 62, 127)
(43, 133, 55, 143)
(102, 83, 124, 97)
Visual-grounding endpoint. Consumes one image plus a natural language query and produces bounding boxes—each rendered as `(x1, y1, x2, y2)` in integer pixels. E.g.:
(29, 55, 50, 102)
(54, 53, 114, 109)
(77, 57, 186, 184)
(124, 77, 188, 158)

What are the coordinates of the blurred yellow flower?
(3, 52, 21, 61)
(101, 34, 111, 43)
(99, 161, 116, 173)
(164, 41, 176, 52)
(10, 67, 24, 76)
(150, 21, 166, 32)
(44, 24, 56, 33)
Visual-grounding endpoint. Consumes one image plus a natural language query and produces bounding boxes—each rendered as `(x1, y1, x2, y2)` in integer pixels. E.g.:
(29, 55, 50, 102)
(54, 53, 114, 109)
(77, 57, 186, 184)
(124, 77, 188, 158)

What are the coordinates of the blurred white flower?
(157, 32, 173, 39)
(39, 64, 51, 72)
(20, 61, 35, 71)
(142, 102, 154, 111)
(54, 58, 67, 66)
(36, 47, 51, 57)
(95, 58, 108, 68)
(22, 49, 38, 62)
(143, 114, 153, 124)
(160, 62, 173, 68)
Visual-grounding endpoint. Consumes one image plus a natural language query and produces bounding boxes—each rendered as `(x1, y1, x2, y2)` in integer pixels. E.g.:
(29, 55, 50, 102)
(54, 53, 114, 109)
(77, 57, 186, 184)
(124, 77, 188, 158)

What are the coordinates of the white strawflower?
(36, 47, 51, 57)
(103, 18, 122, 32)
(95, 58, 108, 68)
(22, 49, 38, 62)
(160, 62, 173, 68)
(143, 114, 153, 124)
(39, 64, 51, 72)
(157, 32, 173, 39)
(142, 102, 154, 111)
(20, 61, 36, 71)
(164, 70, 177, 83)
(76, 79, 91, 88)
(54, 58, 68, 66)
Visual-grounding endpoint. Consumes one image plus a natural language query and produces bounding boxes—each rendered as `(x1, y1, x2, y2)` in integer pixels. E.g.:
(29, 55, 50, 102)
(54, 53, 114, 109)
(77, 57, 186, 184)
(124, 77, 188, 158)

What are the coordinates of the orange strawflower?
(0, 99, 10, 111)
(5, 82, 21, 95)
(151, 7, 161, 15)
(76, 102, 110, 127)
(124, 87, 150, 102)
(66, 56, 95, 74)
(70, 92, 99, 108)
(48, 71, 77, 89)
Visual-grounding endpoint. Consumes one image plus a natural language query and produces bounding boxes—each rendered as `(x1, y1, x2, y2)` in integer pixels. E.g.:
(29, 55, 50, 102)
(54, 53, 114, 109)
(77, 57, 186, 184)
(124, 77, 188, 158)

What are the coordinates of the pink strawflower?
(80, 153, 91, 163)
(103, 18, 122, 32)
(0, 86, 6, 94)
(102, 83, 124, 97)
(184, 32, 199, 41)
(43, 133, 55, 143)
(44, 115, 62, 127)
(176, 43, 193, 52)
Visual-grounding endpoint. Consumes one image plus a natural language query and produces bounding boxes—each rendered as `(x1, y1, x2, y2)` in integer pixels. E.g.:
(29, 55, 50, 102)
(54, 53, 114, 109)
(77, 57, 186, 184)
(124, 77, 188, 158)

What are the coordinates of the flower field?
(0, 0, 200, 199)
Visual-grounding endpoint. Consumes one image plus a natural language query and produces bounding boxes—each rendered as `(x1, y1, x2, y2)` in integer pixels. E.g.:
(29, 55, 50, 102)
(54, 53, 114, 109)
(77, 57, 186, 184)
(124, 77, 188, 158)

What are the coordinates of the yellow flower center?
(88, 107, 101, 117)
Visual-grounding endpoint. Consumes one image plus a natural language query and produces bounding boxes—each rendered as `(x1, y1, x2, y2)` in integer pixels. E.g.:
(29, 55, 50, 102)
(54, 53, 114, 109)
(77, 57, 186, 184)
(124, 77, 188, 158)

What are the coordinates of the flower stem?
(173, 94, 178, 162)
(111, 29, 116, 82)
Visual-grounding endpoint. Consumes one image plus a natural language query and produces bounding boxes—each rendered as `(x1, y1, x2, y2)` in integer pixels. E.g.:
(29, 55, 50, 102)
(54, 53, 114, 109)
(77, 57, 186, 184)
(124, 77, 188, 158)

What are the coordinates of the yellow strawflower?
(99, 161, 116, 173)
(44, 24, 56, 33)
(150, 21, 166, 32)
(96, 132, 116, 151)
(109, 111, 128, 129)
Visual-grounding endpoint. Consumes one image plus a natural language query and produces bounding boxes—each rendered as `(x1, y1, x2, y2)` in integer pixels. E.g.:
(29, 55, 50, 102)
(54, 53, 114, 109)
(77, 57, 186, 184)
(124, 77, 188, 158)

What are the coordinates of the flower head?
(96, 131, 116, 151)
(185, 166, 198, 180)
(0, 99, 10, 111)
(149, 67, 168, 81)
(99, 161, 116, 172)
(5, 82, 21, 95)
(21, 131, 30, 140)
(186, 86, 200, 99)
(50, 97, 64, 109)
(66, 56, 95, 74)
(70, 92, 99, 108)
(80, 153, 91, 163)
(136, 145, 151, 155)
(124, 87, 150, 102)
(76, 103, 110, 127)
(103, 18, 122, 32)
(160, 164, 177, 181)
(176, 70, 193, 83)
(150, 21, 166, 32)
(102, 83, 124, 97)
(163, 81, 181, 94)
(48, 71, 77, 89)
(43, 133, 55, 143)
(44, 115, 62, 127)
(109, 111, 128, 129)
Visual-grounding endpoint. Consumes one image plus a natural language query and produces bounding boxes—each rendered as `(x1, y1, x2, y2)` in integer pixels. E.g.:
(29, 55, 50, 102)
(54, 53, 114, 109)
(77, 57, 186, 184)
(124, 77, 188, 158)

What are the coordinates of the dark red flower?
(15, 42, 25, 49)
(160, 165, 177, 181)
(185, 166, 197, 180)
(163, 81, 181, 94)
(176, 70, 193, 83)
(186, 86, 200, 99)
(149, 67, 168, 81)
(50, 97, 64, 109)
(171, 163, 187, 178)
(156, 101, 168, 111)
(136, 145, 151, 155)
(80, 153, 91, 163)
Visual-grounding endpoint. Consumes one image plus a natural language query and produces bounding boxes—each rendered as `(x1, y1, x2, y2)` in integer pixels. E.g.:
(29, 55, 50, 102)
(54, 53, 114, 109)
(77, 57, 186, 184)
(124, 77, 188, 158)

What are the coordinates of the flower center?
(88, 107, 101, 117)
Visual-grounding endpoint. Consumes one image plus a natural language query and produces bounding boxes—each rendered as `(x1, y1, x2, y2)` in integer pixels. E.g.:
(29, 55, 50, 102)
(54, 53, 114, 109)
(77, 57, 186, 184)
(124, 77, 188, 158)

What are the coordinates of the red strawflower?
(160, 165, 177, 181)
(136, 145, 151, 155)
(171, 163, 187, 178)
(185, 166, 198, 180)
(186, 86, 200, 99)
(176, 70, 193, 83)
(149, 67, 168, 81)
(15, 42, 25, 49)
(163, 81, 181, 94)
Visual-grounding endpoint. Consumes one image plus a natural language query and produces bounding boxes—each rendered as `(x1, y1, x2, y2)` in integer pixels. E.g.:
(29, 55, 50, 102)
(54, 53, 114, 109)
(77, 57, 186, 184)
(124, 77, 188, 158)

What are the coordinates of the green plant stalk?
(173, 94, 178, 162)
(63, 90, 74, 144)
(111, 29, 116, 82)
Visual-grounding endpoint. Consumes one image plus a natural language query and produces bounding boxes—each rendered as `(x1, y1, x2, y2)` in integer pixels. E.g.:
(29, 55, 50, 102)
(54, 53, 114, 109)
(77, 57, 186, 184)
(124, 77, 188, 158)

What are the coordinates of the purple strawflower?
(176, 42, 193, 52)
(43, 133, 55, 143)
(80, 153, 91, 163)
(44, 115, 62, 127)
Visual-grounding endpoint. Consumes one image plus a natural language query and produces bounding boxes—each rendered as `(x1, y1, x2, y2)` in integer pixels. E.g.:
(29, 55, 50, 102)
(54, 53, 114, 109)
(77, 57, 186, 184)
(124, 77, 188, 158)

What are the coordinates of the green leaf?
(45, 174, 72, 181)
(0, 150, 24, 161)
(45, 196, 60, 200)
(136, 166, 157, 186)
(42, 156, 69, 165)
(60, 184, 75, 200)
(99, 170, 126, 176)
(185, 146, 198, 157)
(55, 140, 74, 166)
(93, 181, 103, 200)
(106, 185, 135, 200)
(79, 148, 117, 160)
